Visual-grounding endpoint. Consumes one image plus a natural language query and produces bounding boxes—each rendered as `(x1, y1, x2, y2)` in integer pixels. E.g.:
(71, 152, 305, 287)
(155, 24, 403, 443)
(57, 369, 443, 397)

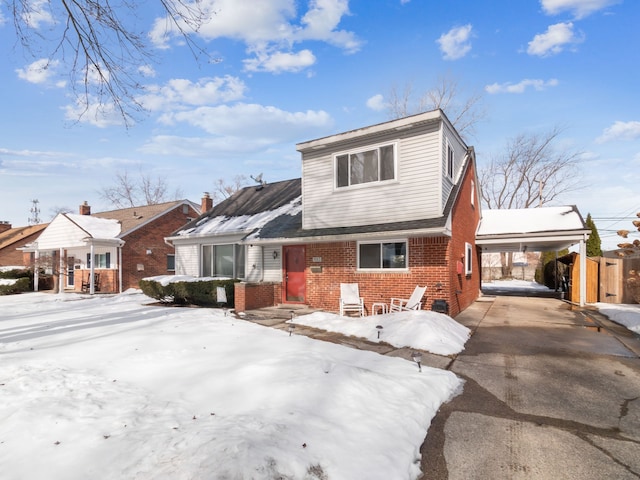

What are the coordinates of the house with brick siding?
(167, 110, 482, 316)
(0, 222, 48, 268)
(25, 199, 201, 293)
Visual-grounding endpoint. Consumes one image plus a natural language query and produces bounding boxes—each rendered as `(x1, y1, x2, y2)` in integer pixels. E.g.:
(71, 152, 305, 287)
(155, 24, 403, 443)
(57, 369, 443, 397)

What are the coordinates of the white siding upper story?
(298, 110, 468, 231)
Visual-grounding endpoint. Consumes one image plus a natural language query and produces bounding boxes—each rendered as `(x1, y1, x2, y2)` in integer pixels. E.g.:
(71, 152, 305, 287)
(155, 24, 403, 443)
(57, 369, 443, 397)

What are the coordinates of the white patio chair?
(389, 285, 426, 312)
(339, 283, 364, 317)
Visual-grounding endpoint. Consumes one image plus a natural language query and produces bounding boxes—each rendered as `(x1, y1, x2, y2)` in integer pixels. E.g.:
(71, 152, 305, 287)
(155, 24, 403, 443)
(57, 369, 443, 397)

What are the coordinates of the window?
(447, 142, 455, 178)
(358, 241, 407, 270)
(465, 242, 473, 275)
(202, 244, 245, 278)
(167, 254, 175, 272)
(86, 252, 110, 268)
(336, 144, 395, 188)
(471, 180, 475, 207)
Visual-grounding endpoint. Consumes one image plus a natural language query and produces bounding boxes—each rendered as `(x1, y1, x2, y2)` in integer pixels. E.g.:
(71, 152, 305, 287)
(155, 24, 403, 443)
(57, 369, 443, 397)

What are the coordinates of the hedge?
(0, 277, 31, 295)
(139, 277, 239, 307)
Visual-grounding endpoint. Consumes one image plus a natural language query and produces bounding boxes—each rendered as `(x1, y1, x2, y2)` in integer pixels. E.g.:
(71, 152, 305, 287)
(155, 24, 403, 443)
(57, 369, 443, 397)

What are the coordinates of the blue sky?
(0, 0, 638, 249)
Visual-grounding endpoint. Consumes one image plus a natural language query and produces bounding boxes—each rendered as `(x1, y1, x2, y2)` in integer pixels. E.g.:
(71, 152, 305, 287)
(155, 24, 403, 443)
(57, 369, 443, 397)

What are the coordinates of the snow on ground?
(595, 303, 640, 334)
(482, 279, 552, 291)
(291, 311, 470, 356)
(0, 291, 464, 480)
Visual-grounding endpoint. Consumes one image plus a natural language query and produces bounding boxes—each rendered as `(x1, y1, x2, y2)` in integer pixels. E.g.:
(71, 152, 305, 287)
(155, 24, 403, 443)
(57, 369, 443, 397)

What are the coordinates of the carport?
(476, 206, 592, 306)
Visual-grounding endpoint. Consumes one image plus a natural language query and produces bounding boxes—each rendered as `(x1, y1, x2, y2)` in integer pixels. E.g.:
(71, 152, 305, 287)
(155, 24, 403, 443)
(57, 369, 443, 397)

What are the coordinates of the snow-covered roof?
(66, 213, 121, 239)
(476, 206, 590, 253)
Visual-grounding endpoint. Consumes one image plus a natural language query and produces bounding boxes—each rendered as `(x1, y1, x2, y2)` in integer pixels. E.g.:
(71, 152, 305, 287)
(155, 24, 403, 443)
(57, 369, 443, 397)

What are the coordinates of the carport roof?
(476, 206, 591, 253)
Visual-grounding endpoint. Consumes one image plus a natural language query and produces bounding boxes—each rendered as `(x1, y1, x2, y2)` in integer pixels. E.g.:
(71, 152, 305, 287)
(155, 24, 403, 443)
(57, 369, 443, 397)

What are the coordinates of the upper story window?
(447, 141, 455, 178)
(335, 144, 396, 188)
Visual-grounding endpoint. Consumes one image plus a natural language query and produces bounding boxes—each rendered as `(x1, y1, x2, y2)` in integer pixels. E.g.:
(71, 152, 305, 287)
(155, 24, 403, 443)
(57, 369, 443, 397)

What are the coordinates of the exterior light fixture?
(411, 351, 423, 372)
(376, 325, 383, 339)
(146, 249, 152, 255)
(273, 250, 279, 260)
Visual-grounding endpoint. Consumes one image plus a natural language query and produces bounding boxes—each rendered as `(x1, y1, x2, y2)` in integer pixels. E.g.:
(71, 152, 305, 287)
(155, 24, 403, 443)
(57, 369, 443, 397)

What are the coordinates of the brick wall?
(447, 158, 482, 316)
(0, 230, 43, 267)
(234, 282, 280, 312)
(120, 204, 198, 290)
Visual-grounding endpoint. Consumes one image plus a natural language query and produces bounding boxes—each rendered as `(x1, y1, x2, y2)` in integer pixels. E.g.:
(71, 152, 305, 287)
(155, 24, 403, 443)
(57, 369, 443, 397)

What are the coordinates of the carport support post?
(579, 236, 587, 307)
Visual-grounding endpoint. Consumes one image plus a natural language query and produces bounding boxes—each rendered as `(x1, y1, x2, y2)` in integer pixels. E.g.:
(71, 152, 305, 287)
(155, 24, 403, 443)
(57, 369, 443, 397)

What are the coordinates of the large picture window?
(336, 144, 396, 188)
(202, 244, 245, 279)
(358, 241, 407, 270)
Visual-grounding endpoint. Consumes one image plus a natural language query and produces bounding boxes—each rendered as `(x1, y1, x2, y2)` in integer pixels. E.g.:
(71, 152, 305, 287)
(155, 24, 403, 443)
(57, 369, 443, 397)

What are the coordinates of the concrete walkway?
(242, 297, 640, 479)
(420, 295, 640, 480)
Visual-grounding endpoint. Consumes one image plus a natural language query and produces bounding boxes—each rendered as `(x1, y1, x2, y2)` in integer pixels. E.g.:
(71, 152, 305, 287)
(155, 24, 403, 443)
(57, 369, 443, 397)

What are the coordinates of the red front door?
(283, 245, 305, 303)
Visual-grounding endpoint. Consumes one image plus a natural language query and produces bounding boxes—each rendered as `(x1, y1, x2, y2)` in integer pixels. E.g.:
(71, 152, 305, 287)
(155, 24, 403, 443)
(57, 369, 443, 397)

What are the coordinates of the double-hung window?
(336, 143, 396, 188)
(202, 244, 245, 279)
(358, 240, 407, 270)
(87, 252, 110, 268)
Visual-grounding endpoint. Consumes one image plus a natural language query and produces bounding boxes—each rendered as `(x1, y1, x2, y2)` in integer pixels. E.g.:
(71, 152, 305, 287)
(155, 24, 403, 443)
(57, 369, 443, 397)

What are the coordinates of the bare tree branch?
(99, 169, 182, 207)
(478, 126, 583, 210)
(386, 73, 486, 141)
(8, 0, 213, 126)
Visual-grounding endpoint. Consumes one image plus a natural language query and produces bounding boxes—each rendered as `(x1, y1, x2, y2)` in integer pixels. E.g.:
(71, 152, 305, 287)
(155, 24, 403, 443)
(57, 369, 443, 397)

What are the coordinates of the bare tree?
(8, 0, 211, 126)
(479, 126, 583, 277)
(211, 175, 248, 203)
(386, 73, 486, 140)
(99, 170, 183, 208)
(48, 206, 74, 219)
(479, 126, 583, 210)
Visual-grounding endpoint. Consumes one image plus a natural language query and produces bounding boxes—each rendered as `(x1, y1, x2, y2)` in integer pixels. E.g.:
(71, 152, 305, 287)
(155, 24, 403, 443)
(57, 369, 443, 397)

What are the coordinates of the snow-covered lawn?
(0, 291, 464, 480)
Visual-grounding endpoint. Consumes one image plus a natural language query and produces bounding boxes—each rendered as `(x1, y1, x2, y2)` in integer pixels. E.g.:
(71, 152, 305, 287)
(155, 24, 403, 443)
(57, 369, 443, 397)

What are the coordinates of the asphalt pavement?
(419, 295, 640, 480)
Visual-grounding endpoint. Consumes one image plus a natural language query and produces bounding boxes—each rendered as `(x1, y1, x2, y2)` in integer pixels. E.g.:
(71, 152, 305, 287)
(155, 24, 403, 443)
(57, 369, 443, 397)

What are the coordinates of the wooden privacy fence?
(599, 256, 640, 304)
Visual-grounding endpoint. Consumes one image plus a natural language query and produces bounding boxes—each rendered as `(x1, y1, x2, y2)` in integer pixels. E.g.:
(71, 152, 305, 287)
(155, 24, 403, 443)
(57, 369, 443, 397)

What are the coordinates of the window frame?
(166, 254, 175, 272)
(465, 242, 473, 275)
(334, 142, 398, 189)
(446, 141, 455, 179)
(357, 239, 408, 272)
(201, 243, 245, 279)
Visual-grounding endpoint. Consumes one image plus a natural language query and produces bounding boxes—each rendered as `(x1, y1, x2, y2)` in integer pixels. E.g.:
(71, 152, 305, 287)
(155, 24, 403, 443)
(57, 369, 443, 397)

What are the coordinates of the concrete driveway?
(419, 295, 640, 479)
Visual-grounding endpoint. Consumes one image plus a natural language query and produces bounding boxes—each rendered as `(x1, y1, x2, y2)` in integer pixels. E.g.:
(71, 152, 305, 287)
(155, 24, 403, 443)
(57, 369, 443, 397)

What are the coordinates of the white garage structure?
(476, 206, 592, 306)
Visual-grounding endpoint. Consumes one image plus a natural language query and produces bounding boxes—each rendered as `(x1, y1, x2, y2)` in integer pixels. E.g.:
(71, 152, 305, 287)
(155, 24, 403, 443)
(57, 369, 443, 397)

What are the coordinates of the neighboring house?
(25, 199, 202, 293)
(167, 110, 482, 316)
(0, 222, 48, 267)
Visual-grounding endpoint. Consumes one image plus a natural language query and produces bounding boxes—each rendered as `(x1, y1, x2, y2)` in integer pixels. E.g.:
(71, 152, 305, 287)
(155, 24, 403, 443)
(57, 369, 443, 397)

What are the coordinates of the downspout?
(579, 235, 587, 307)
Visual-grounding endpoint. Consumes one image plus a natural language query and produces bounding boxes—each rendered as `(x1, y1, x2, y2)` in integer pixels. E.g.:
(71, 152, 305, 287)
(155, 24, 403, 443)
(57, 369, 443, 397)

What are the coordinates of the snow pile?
(596, 303, 640, 334)
(482, 279, 552, 291)
(0, 291, 463, 480)
(292, 310, 470, 356)
(143, 274, 231, 286)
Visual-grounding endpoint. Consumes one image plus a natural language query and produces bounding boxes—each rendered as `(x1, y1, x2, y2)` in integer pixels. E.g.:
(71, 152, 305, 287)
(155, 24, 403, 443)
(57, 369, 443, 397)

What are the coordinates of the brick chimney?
(0, 221, 11, 233)
(201, 192, 213, 213)
(79, 201, 91, 215)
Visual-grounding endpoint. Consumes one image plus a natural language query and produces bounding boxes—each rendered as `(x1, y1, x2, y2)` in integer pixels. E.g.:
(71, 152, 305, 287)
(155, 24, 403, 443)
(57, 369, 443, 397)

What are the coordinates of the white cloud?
(436, 24, 473, 61)
(159, 103, 332, 139)
(527, 22, 583, 56)
(63, 97, 126, 128)
(21, 0, 55, 28)
(150, 0, 361, 71)
(596, 121, 640, 143)
(138, 65, 157, 78)
(16, 59, 60, 85)
(485, 78, 559, 94)
(138, 76, 246, 111)
(243, 48, 316, 73)
(540, 0, 621, 19)
(366, 94, 386, 111)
